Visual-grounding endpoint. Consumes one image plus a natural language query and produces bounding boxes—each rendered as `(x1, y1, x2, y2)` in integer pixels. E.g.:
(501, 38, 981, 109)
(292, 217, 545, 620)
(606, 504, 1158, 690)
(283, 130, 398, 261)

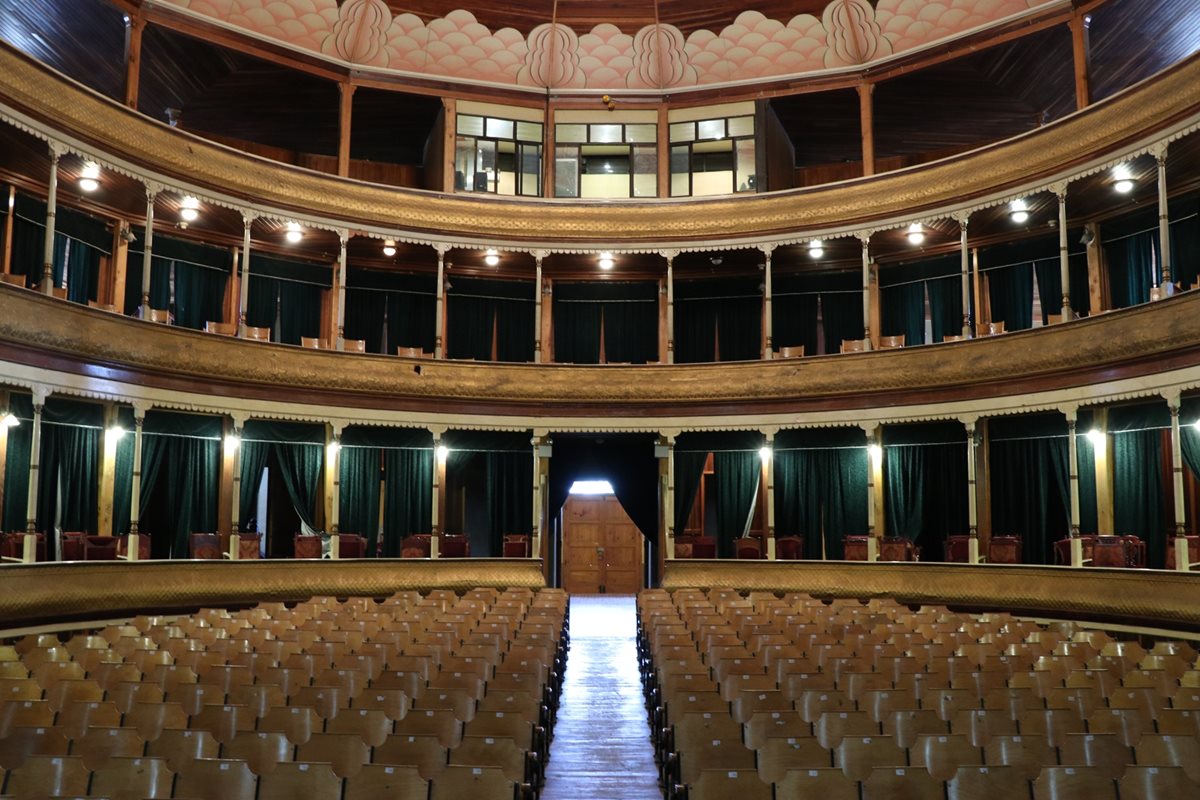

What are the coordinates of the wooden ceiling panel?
(137, 24, 249, 126)
(350, 87, 442, 165)
(0, 0, 125, 102)
(1090, 0, 1200, 102)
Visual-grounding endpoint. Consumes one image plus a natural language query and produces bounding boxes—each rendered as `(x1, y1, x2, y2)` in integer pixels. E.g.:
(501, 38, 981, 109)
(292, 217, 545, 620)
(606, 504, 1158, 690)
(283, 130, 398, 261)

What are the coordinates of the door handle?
(596, 547, 605, 555)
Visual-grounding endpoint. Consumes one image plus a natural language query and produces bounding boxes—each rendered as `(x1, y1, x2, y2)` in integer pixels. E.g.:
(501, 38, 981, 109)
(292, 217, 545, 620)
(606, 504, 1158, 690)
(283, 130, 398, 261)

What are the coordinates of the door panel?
(563, 495, 643, 594)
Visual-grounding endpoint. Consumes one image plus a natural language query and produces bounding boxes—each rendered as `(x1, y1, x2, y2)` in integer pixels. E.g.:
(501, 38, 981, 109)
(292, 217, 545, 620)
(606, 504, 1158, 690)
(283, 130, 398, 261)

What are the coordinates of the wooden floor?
(542, 595, 662, 800)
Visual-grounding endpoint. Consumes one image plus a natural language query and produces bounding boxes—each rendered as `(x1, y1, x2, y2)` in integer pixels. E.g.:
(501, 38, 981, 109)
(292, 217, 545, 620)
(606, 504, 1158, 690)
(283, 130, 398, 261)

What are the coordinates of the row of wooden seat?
(1, 588, 567, 799)
(637, 589, 1200, 800)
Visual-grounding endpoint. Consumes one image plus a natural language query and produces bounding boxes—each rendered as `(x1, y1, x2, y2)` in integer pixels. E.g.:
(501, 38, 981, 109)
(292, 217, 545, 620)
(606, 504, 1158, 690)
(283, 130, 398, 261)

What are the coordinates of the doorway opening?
(561, 480, 643, 595)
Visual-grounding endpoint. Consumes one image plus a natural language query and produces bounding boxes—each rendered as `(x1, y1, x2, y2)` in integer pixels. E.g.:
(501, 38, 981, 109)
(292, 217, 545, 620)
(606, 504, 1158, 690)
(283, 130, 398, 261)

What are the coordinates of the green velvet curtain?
(36, 398, 103, 536)
(926, 276, 963, 343)
(675, 278, 761, 362)
(485, 452, 533, 553)
(246, 255, 332, 343)
(883, 422, 968, 555)
(245, 276, 279, 334)
(277, 280, 324, 345)
(673, 431, 763, 556)
(383, 448, 434, 555)
(821, 288, 865, 353)
(274, 443, 323, 530)
(987, 263, 1034, 331)
(447, 278, 535, 362)
(1182, 398, 1200, 484)
(171, 261, 228, 330)
(881, 281, 926, 345)
(2, 394, 33, 533)
(385, 279, 438, 354)
(988, 413, 1070, 564)
(1106, 230, 1159, 309)
(553, 282, 658, 364)
(9, 195, 44, 286)
(134, 411, 222, 557)
(1076, 408, 1098, 535)
(343, 288, 388, 353)
(338, 446, 381, 553)
(240, 420, 325, 531)
(673, 448, 708, 536)
(772, 272, 824, 355)
(111, 408, 134, 535)
(1033, 259, 1062, 324)
(1110, 402, 1169, 568)
(443, 430, 532, 556)
(11, 196, 107, 302)
(123, 253, 170, 316)
(345, 269, 436, 354)
(1170, 198, 1200, 288)
(237, 441, 270, 530)
(1069, 251, 1091, 317)
(774, 428, 868, 560)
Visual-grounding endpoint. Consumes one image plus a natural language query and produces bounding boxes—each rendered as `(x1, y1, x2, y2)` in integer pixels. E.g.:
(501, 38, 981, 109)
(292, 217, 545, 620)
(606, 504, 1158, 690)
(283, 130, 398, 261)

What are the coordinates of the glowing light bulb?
(180, 196, 200, 222)
(285, 222, 303, 243)
(906, 224, 925, 245)
(484, 248, 500, 267)
(383, 239, 396, 257)
(79, 161, 100, 192)
(1009, 199, 1029, 224)
(1112, 164, 1135, 194)
(808, 240, 824, 259)
(599, 252, 614, 270)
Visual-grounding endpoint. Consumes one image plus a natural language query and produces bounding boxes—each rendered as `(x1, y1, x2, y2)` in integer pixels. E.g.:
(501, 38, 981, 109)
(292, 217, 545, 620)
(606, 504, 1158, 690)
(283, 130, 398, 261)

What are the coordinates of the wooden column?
(1070, 12, 1092, 110)
(42, 146, 61, 295)
(1093, 410, 1113, 535)
(25, 393, 45, 534)
(223, 246, 239, 324)
(434, 245, 448, 358)
(864, 423, 884, 543)
(139, 186, 157, 315)
(98, 405, 121, 536)
(972, 247, 984, 330)
(431, 429, 447, 556)
(443, 98, 458, 194)
(1156, 146, 1172, 290)
(964, 418, 979, 541)
(218, 418, 236, 537)
(958, 216, 971, 337)
(663, 434, 676, 557)
(1065, 407, 1081, 536)
(1, 186, 14, 276)
(859, 234, 873, 350)
(1085, 222, 1108, 314)
(129, 405, 146, 534)
(238, 214, 253, 336)
(763, 430, 775, 559)
(123, 13, 146, 109)
(229, 417, 244, 533)
(337, 83, 356, 178)
(761, 245, 774, 358)
(1055, 184, 1072, 320)
(531, 434, 546, 559)
(335, 231, 348, 349)
(656, 103, 670, 198)
(1168, 395, 1187, 536)
(326, 424, 341, 534)
(664, 251, 677, 364)
(858, 82, 876, 177)
(0, 390, 9, 528)
(533, 253, 545, 363)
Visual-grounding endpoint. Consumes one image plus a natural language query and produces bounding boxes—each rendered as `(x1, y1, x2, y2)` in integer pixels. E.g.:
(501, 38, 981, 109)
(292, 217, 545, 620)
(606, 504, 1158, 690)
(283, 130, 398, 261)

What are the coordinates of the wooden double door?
(562, 495, 643, 594)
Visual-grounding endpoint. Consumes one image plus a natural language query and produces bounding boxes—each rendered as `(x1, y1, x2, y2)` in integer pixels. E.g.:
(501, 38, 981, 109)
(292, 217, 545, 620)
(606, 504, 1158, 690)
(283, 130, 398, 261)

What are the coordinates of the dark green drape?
(385, 284, 438, 355)
(10, 196, 43, 285)
(1076, 408, 1098, 535)
(272, 443, 323, 530)
(1111, 403, 1168, 568)
(989, 413, 1070, 564)
(926, 276, 963, 343)
(277, 280, 323, 345)
(61, 238, 102, 305)
(675, 278, 761, 363)
(713, 450, 759, 558)
(774, 428, 868, 560)
(344, 288, 388, 354)
(1069, 251, 1091, 317)
(773, 271, 862, 355)
(881, 281, 925, 345)
(883, 422, 968, 554)
(485, 452, 532, 554)
(245, 276, 279, 334)
(133, 411, 221, 556)
(1106, 230, 1159, 309)
(34, 399, 102, 536)
(447, 278, 535, 362)
(772, 292, 818, 355)
(2, 394, 33, 532)
(443, 430, 531, 556)
(553, 282, 658, 364)
(1182, 398, 1200, 485)
(1033, 259, 1062, 324)
(11, 197, 107, 301)
(673, 449, 708, 536)
(172, 261, 228, 331)
(123, 254, 170, 315)
(1170, 199, 1200, 288)
(821, 290, 864, 353)
(238, 442, 270, 530)
(987, 263, 1034, 331)
(383, 448, 434, 556)
(111, 408, 134, 535)
(339, 447, 381, 554)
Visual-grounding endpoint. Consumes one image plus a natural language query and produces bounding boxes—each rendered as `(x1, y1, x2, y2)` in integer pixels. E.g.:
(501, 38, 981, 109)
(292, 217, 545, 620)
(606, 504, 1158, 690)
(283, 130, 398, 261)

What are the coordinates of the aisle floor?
(541, 595, 662, 800)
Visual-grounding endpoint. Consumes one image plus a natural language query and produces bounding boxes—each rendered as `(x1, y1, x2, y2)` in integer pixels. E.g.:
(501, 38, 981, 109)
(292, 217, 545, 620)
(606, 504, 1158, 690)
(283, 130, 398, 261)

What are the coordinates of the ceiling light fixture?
(79, 162, 101, 193)
(484, 248, 500, 267)
(906, 223, 926, 245)
(383, 239, 396, 257)
(808, 239, 824, 259)
(598, 252, 614, 270)
(758, 446, 772, 463)
(1009, 199, 1030, 224)
(180, 196, 200, 222)
(1112, 164, 1135, 194)
(107, 426, 126, 441)
(285, 222, 303, 243)
(1, 412, 18, 428)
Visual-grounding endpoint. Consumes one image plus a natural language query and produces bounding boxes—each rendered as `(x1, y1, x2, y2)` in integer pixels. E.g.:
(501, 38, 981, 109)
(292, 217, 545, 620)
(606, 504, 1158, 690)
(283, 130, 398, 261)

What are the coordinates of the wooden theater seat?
(400, 534, 432, 558)
(843, 535, 870, 561)
(205, 321, 237, 336)
(503, 534, 531, 557)
(440, 534, 470, 558)
(190, 532, 222, 560)
(0, 273, 27, 287)
(879, 537, 918, 562)
(980, 321, 1006, 336)
(988, 535, 1022, 564)
(879, 335, 904, 349)
(841, 338, 866, 353)
(777, 345, 804, 358)
(145, 307, 171, 324)
(294, 534, 323, 559)
(242, 325, 271, 341)
(341, 338, 367, 352)
(735, 537, 763, 559)
(775, 535, 804, 559)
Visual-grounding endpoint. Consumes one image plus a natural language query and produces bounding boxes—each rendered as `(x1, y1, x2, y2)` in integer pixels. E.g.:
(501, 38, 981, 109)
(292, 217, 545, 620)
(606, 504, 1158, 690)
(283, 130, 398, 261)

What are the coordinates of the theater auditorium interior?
(3, 0, 1200, 797)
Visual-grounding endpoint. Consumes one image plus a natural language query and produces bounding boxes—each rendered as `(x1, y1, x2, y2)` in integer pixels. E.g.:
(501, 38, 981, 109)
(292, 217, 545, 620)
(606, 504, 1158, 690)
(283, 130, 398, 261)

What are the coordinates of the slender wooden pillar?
(229, 418, 244, 533)
(335, 231, 348, 349)
(434, 245, 448, 358)
(762, 245, 774, 358)
(664, 251, 677, 363)
(337, 83, 356, 178)
(964, 419, 979, 545)
(98, 405, 121, 537)
(663, 434, 676, 557)
(129, 405, 146, 534)
(123, 13, 145, 109)
(42, 146, 61, 295)
(1065, 408, 1081, 536)
(1055, 184, 1072, 320)
(139, 187, 158, 316)
(763, 430, 775, 559)
(656, 103, 670, 198)
(533, 253, 545, 363)
(0, 390, 9, 527)
(1070, 12, 1092, 109)
(1, 186, 15, 276)
(957, 216, 971, 337)
(25, 393, 46, 534)
(859, 234, 873, 350)
(972, 247, 984, 330)
(1156, 146, 1172, 290)
(238, 214, 253, 336)
(1093, 410, 1113, 536)
(532, 434, 547, 558)
(431, 429, 447, 557)
(327, 425, 341, 534)
(217, 418, 234, 537)
(1085, 222, 1107, 314)
(863, 423, 882, 540)
(858, 82, 876, 177)
(1168, 395, 1186, 536)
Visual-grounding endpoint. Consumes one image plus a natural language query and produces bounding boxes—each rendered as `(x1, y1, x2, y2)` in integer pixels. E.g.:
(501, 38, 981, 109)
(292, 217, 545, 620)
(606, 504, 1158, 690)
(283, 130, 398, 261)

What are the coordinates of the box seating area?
(638, 589, 1200, 800)
(0, 587, 567, 799)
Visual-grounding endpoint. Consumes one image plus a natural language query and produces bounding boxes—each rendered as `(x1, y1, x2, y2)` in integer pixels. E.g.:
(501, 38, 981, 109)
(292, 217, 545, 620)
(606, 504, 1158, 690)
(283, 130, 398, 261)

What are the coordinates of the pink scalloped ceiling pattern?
(167, 0, 1055, 90)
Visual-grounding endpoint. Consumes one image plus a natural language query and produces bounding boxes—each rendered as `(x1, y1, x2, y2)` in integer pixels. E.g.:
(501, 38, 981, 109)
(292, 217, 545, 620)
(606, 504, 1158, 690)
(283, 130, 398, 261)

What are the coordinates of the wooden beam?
(657, 103, 670, 198)
(1, 186, 14, 275)
(443, 98, 457, 194)
(98, 405, 118, 536)
(1070, 12, 1092, 109)
(858, 82, 876, 177)
(218, 418, 234, 537)
(543, 99, 556, 199)
(1085, 222, 1108, 314)
(0, 389, 7, 529)
(336, 82, 355, 178)
(123, 13, 146, 110)
(110, 223, 128, 311)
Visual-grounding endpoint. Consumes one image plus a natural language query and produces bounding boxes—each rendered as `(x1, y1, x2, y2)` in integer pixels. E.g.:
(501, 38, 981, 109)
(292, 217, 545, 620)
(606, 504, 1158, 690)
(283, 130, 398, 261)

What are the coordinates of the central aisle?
(541, 595, 662, 800)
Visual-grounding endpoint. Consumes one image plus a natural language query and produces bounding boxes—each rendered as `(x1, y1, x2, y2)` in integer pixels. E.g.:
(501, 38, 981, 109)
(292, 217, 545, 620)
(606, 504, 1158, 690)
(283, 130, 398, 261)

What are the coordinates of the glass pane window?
(697, 118, 725, 141)
(457, 114, 484, 137)
(728, 116, 755, 138)
(516, 121, 543, 142)
(453, 113, 543, 196)
(669, 122, 694, 143)
(556, 123, 588, 143)
(555, 146, 580, 197)
(626, 124, 656, 143)
(552, 123, 659, 198)
(485, 117, 515, 139)
(736, 139, 757, 192)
